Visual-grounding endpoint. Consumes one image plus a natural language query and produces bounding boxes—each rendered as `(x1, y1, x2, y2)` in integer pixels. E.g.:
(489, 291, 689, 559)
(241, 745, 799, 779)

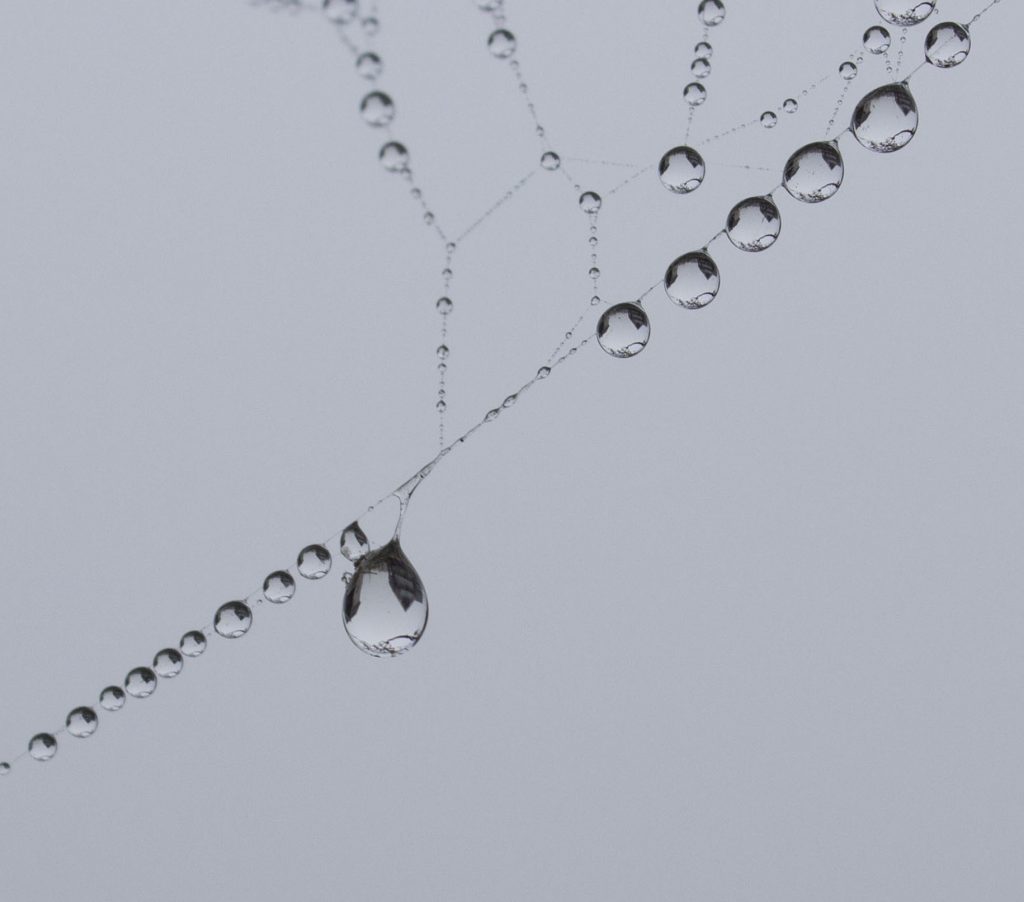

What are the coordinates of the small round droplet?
(536, 366, 551, 379)
(66, 707, 98, 738)
(694, 41, 713, 57)
(658, 146, 705, 194)
(484, 409, 500, 422)
(360, 91, 395, 127)
(863, 25, 892, 53)
(378, 142, 409, 173)
(437, 344, 450, 360)
(874, 0, 934, 26)
(214, 601, 252, 639)
(588, 266, 601, 279)
(540, 151, 561, 170)
(0, 762, 10, 776)
(297, 544, 332, 579)
(125, 666, 158, 698)
(487, 28, 516, 58)
(153, 648, 184, 678)
(726, 196, 782, 252)
(851, 82, 919, 153)
(179, 631, 207, 657)
(100, 686, 126, 711)
(783, 141, 845, 203)
(664, 251, 721, 309)
(839, 61, 859, 80)
(361, 15, 379, 35)
(698, 0, 726, 26)
(436, 297, 453, 314)
(760, 111, 778, 128)
(29, 733, 57, 761)
(684, 82, 707, 106)
(355, 51, 382, 79)
(436, 399, 447, 412)
(783, 98, 798, 113)
(925, 22, 971, 68)
(261, 570, 296, 604)
(579, 191, 602, 213)
(597, 303, 651, 359)
(322, 0, 359, 24)
(691, 57, 711, 78)
(341, 522, 371, 563)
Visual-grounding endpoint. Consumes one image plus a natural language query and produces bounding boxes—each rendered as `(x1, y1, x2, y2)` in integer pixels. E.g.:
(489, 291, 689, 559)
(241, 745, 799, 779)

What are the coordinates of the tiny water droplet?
(0, 762, 10, 775)
(487, 28, 516, 58)
(726, 196, 782, 252)
(66, 707, 98, 738)
(851, 82, 918, 152)
(297, 544, 332, 579)
(355, 51, 382, 79)
(589, 266, 601, 279)
(863, 25, 892, 53)
(341, 522, 371, 563)
(698, 0, 726, 26)
(343, 540, 429, 657)
(597, 303, 651, 358)
(783, 141, 845, 203)
(579, 191, 602, 213)
(485, 409, 501, 422)
(437, 344, 450, 360)
(436, 296, 453, 314)
(179, 630, 207, 657)
(783, 97, 799, 113)
(100, 685, 126, 710)
(154, 648, 184, 678)
(658, 146, 705, 194)
(361, 16, 379, 35)
(502, 394, 517, 408)
(684, 82, 707, 106)
(760, 111, 778, 128)
(436, 399, 447, 412)
(874, 1, 934, 26)
(839, 61, 859, 80)
(378, 141, 409, 172)
(322, 0, 359, 24)
(214, 601, 252, 639)
(29, 733, 57, 761)
(691, 57, 711, 78)
(925, 22, 971, 68)
(125, 666, 158, 698)
(263, 571, 296, 604)
(360, 91, 395, 127)
(664, 250, 721, 308)
(537, 366, 551, 379)
(694, 41, 713, 57)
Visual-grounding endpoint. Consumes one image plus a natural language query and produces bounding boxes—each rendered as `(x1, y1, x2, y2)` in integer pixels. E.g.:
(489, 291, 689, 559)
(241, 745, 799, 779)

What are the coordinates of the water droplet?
(436, 296, 453, 314)
(378, 141, 409, 173)
(179, 630, 207, 657)
(698, 0, 726, 26)
(579, 191, 602, 213)
(262, 570, 296, 604)
(100, 685, 126, 710)
(783, 141, 845, 203)
(66, 707, 98, 738)
(694, 41, 713, 57)
(29, 733, 57, 761)
(783, 97, 799, 113)
(597, 303, 651, 358)
(436, 399, 447, 412)
(664, 251, 721, 309)
(839, 61, 859, 80)
(684, 82, 707, 106)
(355, 51, 382, 79)
(726, 196, 782, 252)
(343, 540, 429, 657)
(477, 0, 502, 9)
(540, 151, 561, 170)
(851, 82, 918, 152)
(863, 25, 892, 53)
(588, 266, 601, 279)
(925, 22, 971, 68)
(361, 16, 379, 36)
(484, 409, 500, 422)
(437, 344, 450, 360)
(153, 648, 184, 678)
(446, 241, 456, 254)
(590, 294, 601, 305)
(441, 267, 453, 280)
(487, 28, 516, 58)
(658, 146, 705, 194)
(297, 544, 332, 579)
(341, 522, 371, 563)
(760, 111, 778, 128)
(423, 211, 434, 226)
(0, 762, 10, 776)
(691, 57, 711, 78)
(536, 366, 551, 379)
(322, 0, 359, 24)
(874, 1, 934, 26)
(214, 601, 252, 639)
(125, 666, 158, 698)
(360, 91, 395, 127)
(502, 394, 517, 408)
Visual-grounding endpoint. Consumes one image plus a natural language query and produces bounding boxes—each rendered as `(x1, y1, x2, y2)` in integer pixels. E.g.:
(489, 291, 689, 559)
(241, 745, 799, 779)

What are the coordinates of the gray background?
(1, 1, 1022, 899)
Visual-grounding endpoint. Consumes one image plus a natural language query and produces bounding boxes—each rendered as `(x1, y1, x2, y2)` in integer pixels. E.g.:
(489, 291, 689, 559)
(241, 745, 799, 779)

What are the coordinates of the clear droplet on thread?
(874, 1, 934, 27)
(341, 522, 371, 563)
(125, 667, 158, 698)
(783, 141, 845, 203)
(698, 0, 726, 26)
(379, 142, 410, 173)
(355, 51, 382, 80)
(0, 762, 10, 775)
(691, 57, 711, 78)
(322, 0, 359, 24)
(180, 630, 207, 657)
(66, 707, 99, 738)
(540, 151, 561, 170)
(839, 61, 859, 80)
(783, 97, 799, 113)
(214, 601, 253, 639)
(360, 91, 396, 127)
(153, 648, 184, 678)
(487, 28, 516, 58)
(664, 251, 721, 309)
(760, 111, 778, 128)
(726, 196, 782, 252)
(263, 570, 296, 603)
(658, 146, 705, 194)
(297, 544, 332, 579)
(579, 191, 602, 213)
(343, 539, 429, 657)
(851, 82, 918, 152)
(100, 685, 126, 711)
(597, 303, 651, 358)
(29, 733, 57, 761)
(925, 22, 971, 68)
(863, 25, 892, 53)
(684, 82, 707, 106)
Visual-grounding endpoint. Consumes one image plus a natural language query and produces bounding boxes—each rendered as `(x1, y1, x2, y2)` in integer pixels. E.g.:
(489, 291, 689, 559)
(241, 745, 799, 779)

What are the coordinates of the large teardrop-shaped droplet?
(343, 540, 428, 657)
(851, 82, 918, 153)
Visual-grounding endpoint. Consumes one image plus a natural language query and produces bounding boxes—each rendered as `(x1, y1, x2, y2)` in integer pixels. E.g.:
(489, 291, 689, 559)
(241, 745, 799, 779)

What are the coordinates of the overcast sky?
(2, 1, 1023, 900)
